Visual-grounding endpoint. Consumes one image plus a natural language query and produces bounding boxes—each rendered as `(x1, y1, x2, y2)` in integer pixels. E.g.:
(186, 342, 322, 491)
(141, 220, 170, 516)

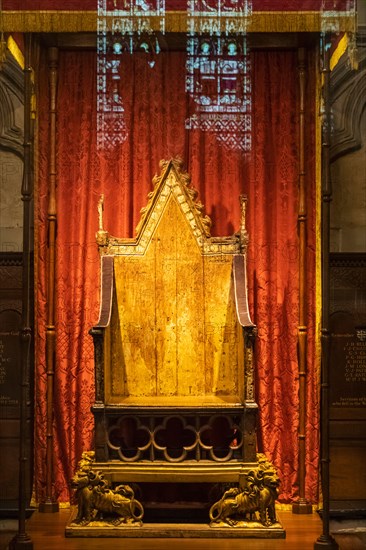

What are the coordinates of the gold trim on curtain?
(3, 10, 355, 33)
(330, 33, 349, 71)
(315, 43, 323, 508)
(7, 35, 24, 68)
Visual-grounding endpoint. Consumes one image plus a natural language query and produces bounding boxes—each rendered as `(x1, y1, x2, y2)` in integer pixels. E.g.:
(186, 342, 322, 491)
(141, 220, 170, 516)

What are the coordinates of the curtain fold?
(35, 48, 318, 503)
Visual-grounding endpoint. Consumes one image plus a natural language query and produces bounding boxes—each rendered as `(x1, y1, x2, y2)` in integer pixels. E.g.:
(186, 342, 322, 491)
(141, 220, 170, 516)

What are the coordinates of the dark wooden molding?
(293, 47, 312, 516)
(0, 252, 23, 266)
(330, 252, 366, 267)
(8, 32, 34, 550)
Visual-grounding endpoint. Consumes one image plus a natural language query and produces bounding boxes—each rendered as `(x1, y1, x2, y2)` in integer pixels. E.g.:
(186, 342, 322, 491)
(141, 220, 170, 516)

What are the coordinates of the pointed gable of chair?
(102, 158, 240, 257)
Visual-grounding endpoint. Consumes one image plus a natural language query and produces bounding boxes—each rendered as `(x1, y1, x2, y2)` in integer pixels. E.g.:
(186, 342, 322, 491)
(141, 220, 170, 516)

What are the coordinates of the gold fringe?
(276, 503, 318, 512)
(6, 35, 37, 117)
(315, 49, 322, 385)
(3, 10, 356, 34)
(7, 34, 24, 69)
(315, 44, 323, 506)
(59, 502, 71, 509)
(30, 498, 71, 509)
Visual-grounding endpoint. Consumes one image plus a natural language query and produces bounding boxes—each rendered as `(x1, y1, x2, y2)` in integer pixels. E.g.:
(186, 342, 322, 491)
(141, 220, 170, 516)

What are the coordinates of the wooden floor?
(2, 508, 329, 550)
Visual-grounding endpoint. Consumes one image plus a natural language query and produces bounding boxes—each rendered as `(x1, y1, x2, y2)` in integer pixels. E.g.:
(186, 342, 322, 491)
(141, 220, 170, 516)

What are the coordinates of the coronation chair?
(89, 158, 259, 518)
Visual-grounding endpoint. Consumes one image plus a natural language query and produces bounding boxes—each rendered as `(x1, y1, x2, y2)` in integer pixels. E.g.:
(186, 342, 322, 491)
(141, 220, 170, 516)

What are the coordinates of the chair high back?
(91, 158, 257, 470)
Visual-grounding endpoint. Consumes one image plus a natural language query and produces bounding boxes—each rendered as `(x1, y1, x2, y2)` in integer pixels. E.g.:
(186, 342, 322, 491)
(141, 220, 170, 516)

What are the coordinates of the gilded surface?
(102, 159, 245, 405)
(209, 455, 281, 528)
(3, 11, 356, 34)
(70, 451, 144, 527)
(106, 194, 243, 404)
(105, 159, 239, 256)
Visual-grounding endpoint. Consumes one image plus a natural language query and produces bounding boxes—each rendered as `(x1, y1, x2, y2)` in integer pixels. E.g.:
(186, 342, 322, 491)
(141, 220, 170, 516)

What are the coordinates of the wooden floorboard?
(2, 509, 325, 550)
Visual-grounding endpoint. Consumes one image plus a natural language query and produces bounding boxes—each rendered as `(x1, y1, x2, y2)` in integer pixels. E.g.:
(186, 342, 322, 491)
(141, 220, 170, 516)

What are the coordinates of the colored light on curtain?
(35, 49, 319, 504)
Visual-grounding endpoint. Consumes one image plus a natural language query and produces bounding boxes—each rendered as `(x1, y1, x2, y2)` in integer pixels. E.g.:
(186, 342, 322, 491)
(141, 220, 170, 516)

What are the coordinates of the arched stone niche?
(330, 31, 366, 252)
(0, 54, 24, 252)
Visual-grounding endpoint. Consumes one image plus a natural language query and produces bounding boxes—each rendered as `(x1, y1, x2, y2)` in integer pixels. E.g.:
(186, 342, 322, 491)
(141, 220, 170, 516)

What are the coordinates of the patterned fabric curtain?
(35, 49, 319, 504)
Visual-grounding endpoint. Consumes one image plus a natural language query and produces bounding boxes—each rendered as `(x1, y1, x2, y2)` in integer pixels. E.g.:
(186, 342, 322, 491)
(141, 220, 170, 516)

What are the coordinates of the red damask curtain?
(35, 49, 319, 503)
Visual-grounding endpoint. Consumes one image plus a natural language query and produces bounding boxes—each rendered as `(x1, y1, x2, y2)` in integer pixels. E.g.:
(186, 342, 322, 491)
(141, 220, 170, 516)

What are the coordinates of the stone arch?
(331, 46, 366, 161)
(0, 55, 24, 158)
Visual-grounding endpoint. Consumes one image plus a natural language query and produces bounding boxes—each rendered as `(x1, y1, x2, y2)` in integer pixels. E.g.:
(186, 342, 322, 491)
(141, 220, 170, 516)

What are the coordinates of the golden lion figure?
(70, 451, 144, 526)
(209, 460, 280, 527)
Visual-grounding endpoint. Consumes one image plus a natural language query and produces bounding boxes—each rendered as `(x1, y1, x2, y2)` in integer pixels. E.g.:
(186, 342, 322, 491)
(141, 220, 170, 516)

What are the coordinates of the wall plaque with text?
(0, 329, 21, 415)
(329, 254, 366, 511)
(330, 330, 366, 408)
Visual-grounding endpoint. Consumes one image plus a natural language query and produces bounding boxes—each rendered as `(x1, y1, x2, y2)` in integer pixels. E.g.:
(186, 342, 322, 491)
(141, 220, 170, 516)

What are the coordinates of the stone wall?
(330, 5, 366, 253)
(0, 54, 24, 252)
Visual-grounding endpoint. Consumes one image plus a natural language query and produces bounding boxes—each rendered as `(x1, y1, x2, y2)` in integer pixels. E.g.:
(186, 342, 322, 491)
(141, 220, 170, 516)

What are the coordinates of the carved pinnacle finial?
(97, 194, 104, 231)
(96, 194, 109, 248)
(239, 194, 249, 253)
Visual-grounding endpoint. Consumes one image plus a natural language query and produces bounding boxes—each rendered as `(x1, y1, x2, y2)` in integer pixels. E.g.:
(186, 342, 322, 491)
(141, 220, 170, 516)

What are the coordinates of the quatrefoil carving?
(108, 416, 151, 462)
(199, 415, 242, 462)
(153, 416, 197, 462)
(107, 414, 243, 463)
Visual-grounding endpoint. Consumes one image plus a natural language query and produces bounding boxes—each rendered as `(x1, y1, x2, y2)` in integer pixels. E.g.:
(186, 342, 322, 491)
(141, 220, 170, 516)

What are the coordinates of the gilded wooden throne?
(89, 158, 261, 519)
